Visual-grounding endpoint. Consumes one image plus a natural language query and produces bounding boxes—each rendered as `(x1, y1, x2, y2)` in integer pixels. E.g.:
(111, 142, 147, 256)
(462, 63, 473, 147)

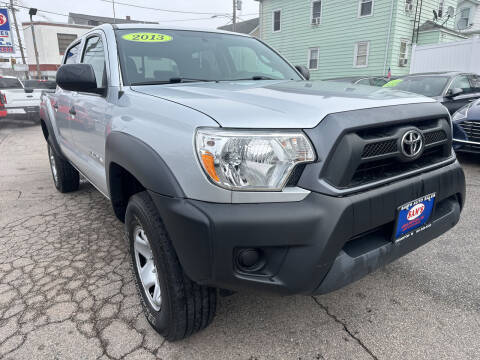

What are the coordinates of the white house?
(22, 21, 92, 79)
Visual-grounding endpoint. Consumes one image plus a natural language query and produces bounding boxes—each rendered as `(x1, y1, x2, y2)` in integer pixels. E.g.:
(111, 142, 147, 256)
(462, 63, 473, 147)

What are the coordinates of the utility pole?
(232, 0, 236, 32)
(9, 0, 28, 79)
(29, 8, 41, 79)
(112, 0, 116, 23)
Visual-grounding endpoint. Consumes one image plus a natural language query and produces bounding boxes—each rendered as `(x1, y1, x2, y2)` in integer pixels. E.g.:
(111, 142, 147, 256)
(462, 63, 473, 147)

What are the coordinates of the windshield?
(393, 76, 450, 97)
(116, 29, 301, 85)
(0, 78, 23, 89)
(24, 80, 57, 89)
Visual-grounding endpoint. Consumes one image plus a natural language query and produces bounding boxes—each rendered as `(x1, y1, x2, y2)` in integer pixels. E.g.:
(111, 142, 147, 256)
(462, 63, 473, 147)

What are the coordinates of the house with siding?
(456, 0, 480, 33)
(256, 0, 466, 79)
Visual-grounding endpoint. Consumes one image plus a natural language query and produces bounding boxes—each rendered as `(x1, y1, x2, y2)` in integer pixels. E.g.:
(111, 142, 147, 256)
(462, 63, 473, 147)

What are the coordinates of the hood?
(131, 80, 435, 128)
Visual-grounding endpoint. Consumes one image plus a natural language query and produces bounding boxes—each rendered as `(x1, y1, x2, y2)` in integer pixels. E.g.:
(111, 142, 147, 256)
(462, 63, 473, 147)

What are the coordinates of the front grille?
(322, 118, 452, 189)
(362, 139, 397, 158)
(286, 164, 306, 186)
(351, 147, 446, 187)
(425, 130, 447, 144)
(459, 121, 480, 142)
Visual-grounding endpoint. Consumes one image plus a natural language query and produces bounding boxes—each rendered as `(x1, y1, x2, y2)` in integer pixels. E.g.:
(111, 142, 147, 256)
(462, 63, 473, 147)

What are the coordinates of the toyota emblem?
(401, 129, 424, 159)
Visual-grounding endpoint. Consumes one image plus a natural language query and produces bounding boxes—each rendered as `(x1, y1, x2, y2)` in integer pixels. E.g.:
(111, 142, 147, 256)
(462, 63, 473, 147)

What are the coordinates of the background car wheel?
(126, 192, 217, 341)
(47, 144, 80, 193)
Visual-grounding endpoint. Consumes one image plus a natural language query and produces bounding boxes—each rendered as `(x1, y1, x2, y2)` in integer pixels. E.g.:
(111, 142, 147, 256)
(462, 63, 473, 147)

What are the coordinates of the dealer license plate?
(394, 193, 436, 243)
(7, 108, 25, 114)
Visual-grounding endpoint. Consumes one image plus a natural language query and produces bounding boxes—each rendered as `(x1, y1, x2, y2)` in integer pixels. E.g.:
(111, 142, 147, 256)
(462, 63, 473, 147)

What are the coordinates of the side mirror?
(295, 65, 310, 80)
(446, 87, 463, 98)
(56, 64, 99, 93)
(24, 88, 34, 93)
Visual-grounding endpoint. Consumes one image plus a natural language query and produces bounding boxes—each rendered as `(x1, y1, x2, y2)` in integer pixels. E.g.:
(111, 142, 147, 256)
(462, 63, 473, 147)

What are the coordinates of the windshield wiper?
(130, 78, 216, 86)
(225, 76, 277, 81)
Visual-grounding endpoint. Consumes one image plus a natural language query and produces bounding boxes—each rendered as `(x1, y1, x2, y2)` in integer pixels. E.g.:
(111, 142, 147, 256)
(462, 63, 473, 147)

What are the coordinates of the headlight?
(452, 104, 471, 122)
(195, 128, 316, 191)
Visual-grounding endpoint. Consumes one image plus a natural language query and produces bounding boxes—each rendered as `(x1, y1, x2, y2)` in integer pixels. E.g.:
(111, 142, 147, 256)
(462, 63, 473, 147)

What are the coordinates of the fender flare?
(105, 131, 185, 198)
(40, 107, 65, 158)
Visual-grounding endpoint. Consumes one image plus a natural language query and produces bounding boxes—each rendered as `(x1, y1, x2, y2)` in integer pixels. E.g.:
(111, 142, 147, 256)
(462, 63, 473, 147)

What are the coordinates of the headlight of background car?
(195, 128, 316, 191)
(452, 104, 471, 122)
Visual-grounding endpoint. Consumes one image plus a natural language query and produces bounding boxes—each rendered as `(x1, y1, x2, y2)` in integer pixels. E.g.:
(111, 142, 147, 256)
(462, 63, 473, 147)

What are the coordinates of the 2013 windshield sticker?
(122, 33, 173, 42)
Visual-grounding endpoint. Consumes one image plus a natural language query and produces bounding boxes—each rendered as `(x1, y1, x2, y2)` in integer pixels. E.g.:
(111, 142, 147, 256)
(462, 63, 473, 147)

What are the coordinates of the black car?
(325, 76, 390, 87)
(453, 98, 480, 154)
(386, 72, 480, 114)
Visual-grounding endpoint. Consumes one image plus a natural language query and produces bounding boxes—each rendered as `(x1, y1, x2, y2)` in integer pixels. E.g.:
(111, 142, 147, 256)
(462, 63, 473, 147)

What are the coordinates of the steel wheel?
(48, 145, 58, 186)
(133, 225, 162, 311)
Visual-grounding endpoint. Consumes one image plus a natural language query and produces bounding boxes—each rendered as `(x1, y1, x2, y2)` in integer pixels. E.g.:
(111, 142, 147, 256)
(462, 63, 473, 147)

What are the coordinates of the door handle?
(69, 107, 76, 115)
(53, 103, 58, 111)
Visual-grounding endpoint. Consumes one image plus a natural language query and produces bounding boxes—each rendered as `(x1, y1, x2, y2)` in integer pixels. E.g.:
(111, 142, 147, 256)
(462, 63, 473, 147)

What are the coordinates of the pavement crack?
(311, 296, 379, 360)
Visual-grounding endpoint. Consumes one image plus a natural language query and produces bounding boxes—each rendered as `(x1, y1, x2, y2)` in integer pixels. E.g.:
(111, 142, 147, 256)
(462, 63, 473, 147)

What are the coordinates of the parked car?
(326, 76, 390, 87)
(452, 98, 480, 153)
(384, 72, 480, 114)
(0, 76, 41, 122)
(40, 24, 465, 341)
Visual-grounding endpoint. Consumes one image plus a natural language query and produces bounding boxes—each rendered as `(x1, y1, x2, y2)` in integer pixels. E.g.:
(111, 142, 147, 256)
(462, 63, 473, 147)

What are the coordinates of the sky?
(11, 0, 259, 29)
(0, 0, 259, 61)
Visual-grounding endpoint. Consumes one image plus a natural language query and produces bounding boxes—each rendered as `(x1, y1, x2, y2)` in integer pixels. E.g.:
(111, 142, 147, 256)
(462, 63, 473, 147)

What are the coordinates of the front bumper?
(150, 161, 465, 295)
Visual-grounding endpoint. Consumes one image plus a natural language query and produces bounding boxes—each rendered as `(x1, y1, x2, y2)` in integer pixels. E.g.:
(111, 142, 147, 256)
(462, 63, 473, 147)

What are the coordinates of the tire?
(126, 192, 217, 341)
(47, 143, 80, 193)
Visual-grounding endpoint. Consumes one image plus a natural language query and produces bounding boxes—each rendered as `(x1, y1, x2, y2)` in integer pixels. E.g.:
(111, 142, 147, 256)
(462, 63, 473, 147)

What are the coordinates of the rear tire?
(126, 191, 217, 341)
(48, 144, 79, 193)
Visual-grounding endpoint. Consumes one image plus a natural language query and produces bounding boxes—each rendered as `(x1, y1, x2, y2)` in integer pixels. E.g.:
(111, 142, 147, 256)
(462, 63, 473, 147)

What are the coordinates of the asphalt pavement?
(0, 119, 479, 360)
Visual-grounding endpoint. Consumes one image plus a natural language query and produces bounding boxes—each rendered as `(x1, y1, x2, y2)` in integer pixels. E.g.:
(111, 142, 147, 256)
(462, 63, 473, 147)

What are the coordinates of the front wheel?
(126, 192, 217, 341)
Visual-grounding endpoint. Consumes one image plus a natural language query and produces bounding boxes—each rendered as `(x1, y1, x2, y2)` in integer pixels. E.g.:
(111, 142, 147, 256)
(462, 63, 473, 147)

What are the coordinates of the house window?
(273, 10, 281, 32)
(405, 0, 414, 13)
(399, 40, 409, 67)
(311, 1, 322, 25)
(438, 0, 444, 17)
(358, 0, 373, 17)
(458, 8, 470, 30)
(57, 33, 78, 55)
(308, 48, 319, 70)
(354, 41, 369, 67)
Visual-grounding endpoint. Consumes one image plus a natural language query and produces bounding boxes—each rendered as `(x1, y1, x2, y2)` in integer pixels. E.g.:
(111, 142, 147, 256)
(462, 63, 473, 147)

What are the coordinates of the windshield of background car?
(116, 29, 302, 85)
(24, 80, 57, 89)
(393, 76, 450, 97)
(0, 78, 23, 89)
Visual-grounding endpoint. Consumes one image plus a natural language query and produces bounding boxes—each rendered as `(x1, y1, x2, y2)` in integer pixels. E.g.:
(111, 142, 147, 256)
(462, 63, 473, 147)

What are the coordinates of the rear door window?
(0, 78, 23, 89)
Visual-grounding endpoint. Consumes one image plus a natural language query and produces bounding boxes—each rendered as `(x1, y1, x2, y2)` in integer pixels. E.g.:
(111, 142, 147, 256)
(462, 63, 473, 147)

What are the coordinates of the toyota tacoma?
(39, 24, 466, 341)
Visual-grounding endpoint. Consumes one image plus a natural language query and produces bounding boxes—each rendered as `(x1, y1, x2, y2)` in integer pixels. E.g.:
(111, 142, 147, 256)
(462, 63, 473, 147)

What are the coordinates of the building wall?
(417, 31, 441, 45)
(457, 1, 480, 31)
(259, 0, 459, 79)
(22, 22, 91, 77)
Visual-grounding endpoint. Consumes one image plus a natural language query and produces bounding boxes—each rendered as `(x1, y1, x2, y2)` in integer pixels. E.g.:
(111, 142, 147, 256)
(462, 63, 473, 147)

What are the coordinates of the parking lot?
(0, 120, 479, 360)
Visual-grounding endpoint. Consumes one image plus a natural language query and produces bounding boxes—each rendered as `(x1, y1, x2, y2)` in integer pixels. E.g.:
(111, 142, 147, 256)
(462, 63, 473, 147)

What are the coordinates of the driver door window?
(449, 76, 472, 95)
(228, 46, 283, 79)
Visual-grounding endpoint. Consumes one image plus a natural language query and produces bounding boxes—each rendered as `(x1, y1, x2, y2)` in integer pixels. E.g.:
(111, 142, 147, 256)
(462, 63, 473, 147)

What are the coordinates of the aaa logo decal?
(122, 33, 172, 43)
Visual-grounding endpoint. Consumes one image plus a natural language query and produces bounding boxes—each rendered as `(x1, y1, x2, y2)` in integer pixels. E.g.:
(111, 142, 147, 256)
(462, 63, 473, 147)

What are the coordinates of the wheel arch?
(105, 131, 185, 221)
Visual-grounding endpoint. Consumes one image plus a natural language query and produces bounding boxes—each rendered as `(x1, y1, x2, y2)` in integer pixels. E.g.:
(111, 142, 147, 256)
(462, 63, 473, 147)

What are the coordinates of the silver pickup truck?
(40, 24, 465, 341)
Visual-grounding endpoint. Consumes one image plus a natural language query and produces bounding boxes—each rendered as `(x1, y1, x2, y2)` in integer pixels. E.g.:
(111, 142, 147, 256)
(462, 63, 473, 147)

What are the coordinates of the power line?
(99, 0, 230, 16)
(1, 1, 258, 25)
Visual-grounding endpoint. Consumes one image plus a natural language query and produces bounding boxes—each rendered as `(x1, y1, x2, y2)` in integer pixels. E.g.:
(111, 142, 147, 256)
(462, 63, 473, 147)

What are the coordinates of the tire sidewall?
(47, 144, 60, 190)
(126, 199, 172, 334)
